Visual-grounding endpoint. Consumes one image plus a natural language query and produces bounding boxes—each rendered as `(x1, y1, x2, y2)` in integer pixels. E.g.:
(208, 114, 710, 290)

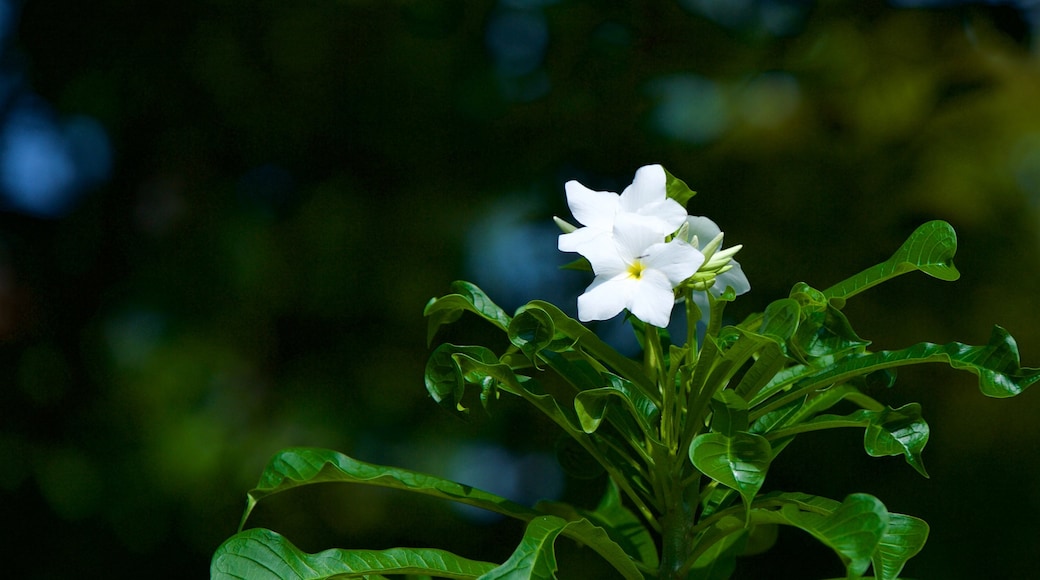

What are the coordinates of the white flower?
(557, 164, 688, 254)
(576, 215, 704, 327)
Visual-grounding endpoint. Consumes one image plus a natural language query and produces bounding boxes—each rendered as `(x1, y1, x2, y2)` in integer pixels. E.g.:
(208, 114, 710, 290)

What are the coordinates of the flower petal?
(565, 181, 619, 229)
(619, 164, 666, 211)
(625, 269, 676, 327)
(577, 276, 631, 322)
(611, 214, 667, 261)
(713, 261, 750, 296)
(643, 239, 704, 285)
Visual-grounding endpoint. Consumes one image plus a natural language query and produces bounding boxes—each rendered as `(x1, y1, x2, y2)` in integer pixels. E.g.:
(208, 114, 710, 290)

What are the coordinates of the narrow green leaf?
(663, 166, 697, 207)
(789, 325, 1040, 399)
(240, 448, 541, 531)
(871, 513, 929, 580)
(212, 528, 497, 580)
(689, 432, 772, 514)
(710, 390, 749, 437)
(425, 281, 512, 345)
(733, 341, 786, 402)
(823, 221, 960, 303)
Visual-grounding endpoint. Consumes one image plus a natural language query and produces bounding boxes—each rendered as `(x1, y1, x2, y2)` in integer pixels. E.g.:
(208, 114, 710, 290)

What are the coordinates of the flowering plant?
(212, 165, 1037, 579)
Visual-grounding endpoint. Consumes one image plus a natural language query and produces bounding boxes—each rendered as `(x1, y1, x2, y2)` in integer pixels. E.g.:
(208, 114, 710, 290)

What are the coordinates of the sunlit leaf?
(425, 281, 512, 345)
(689, 431, 772, 513)
(823, 220, 960, 304)
(212, 528, 496, 580)
(663, 166, 696, 207)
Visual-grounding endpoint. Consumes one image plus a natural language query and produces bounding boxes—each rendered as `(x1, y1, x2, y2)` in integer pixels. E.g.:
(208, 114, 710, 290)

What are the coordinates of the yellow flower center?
(627, 260, 646, 279)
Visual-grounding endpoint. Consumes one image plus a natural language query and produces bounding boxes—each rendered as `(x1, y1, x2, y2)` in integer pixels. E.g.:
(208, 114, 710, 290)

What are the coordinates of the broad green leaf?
(663, 166, 696, 207)
(752, 492, 889, 578)
(689, 431, 772, 513)
(871, 513, 929, 580)
(509, 305, 556, 364)
(240, 448, 542, 530)
(479, 515, 644, 580)
(688, 527, 747, 580)
(537, 480, 659, 570)
(786, 325, 1040, 399)
(212, 528, 496, 580)
(823, 220, 960, 303)
(791, 303, 871, 362)
(425, 281, 512, 345)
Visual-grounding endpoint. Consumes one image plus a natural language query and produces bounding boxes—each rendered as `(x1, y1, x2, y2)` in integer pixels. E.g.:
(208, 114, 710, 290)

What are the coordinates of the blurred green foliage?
(2, 1, 1039, 578)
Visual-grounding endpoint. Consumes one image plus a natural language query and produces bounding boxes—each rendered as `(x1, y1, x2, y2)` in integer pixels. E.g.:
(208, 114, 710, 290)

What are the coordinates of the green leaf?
(479, 515, 645, 580)
(689, 431, 772, 514)
(212, 528, 496, 580)
(663, 166, 696, 207)
(871, 513, 929, 580)
(509, 305, 556, 364)
(710, 390, 749, 437)
(788, 325, 1040, 399)
(537, 480, 659, 571)
(425, 344, 501, 414)
(239, 448, 541, 531)
(574, 374, 660, 439)
(862, 403, 930, 478)
(752, 492, 889, 578)
(524, 300, 659, 405)
(425, 281, 512, 345)
(823, 221, 960, 304)
(758, 298, 800, 343)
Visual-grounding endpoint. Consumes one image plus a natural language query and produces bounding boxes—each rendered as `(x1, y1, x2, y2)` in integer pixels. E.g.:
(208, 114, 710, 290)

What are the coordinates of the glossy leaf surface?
(212, 528, 496, 580)
(689, 431, 772, 512)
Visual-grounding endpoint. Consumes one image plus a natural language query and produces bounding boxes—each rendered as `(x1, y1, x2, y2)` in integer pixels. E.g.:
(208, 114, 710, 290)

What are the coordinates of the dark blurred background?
(2, 0, 1040, 578)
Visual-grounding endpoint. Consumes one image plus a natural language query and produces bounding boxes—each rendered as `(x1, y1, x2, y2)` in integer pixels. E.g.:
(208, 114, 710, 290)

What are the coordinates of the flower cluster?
(556, 164, 748, 328)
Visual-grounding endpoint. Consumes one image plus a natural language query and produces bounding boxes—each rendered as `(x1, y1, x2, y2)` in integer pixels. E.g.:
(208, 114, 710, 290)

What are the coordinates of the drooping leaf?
(479, 515, 644, 580)
(689, 431, 772, 514)
(862, 403, 930, 478)
(212, 528, 497, 580)
(823, 220, 960, 304)
(240, 448, 542, 530)
(574, 373, 661, 439)
(537, 479, 659, 571)
(425, 281, 512, 345)
(871, 513, 929, 580)
(751, 492, 889, 578)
